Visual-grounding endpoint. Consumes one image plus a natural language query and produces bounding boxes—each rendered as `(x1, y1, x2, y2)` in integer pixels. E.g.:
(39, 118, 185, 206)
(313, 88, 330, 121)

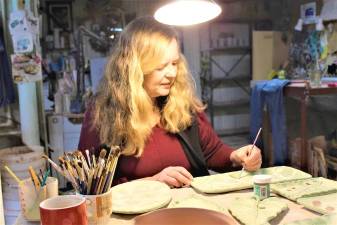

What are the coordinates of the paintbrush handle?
(85, 150, 91, 168)
(90, 177, 97, 195)
(239, 128, 262, 178)
(92, 177, 100, 194)
(97, 173, 106, 194)
(41, 169, 50, 186)
(92, 167, 104, 194)
(251, 128, 262, 146)
(87, 169, 94, 194)
(28, 166, 41, 190)
(61, 164, 80, 192)
(104, 153, 120, 193)
(102, 172, 113, 193)
(45, 157, 64, 175)
(248, 127, 262, 156)
(4, 165, 22, 184)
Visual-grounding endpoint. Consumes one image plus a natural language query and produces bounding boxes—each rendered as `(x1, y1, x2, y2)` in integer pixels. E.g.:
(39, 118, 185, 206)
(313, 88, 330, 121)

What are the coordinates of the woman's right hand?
(152, 166, 193, 188)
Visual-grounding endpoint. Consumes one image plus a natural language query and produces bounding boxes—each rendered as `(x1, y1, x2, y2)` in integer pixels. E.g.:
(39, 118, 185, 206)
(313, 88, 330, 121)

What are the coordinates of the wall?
(64, 0, 337, 153)
(0, 0, 22, 148)
(76, 0, 205, 96)
(2, 0, 335, 147)
(259, 0, 337, 161)
(286, 96, 337, 140)
(283, 0, 337, 142)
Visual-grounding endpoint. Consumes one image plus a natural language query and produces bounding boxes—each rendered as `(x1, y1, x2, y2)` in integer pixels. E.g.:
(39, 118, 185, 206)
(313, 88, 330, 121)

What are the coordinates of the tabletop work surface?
(15, 187, 320, 225)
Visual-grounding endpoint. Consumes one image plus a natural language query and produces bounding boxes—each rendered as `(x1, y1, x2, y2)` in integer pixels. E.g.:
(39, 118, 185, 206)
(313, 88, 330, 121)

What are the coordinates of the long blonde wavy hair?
(93, 17, 205, 156)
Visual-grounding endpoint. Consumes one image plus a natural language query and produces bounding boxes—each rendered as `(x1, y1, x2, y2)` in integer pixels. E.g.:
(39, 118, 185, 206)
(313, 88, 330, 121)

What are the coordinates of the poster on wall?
(301, 2, 317, 24)
(26, 10, 40, 35)
(46, 1, 73, 33)
(11, 32, 34, 53)
(8, 10, 29, 34)
(321, 0, 337, 21)
(11, 53, 42, 83)
(9, 10, 38, 54)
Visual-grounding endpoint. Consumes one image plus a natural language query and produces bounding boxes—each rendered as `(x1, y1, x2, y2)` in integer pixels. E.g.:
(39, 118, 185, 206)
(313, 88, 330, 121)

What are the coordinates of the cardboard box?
(252, 31, 289, 80)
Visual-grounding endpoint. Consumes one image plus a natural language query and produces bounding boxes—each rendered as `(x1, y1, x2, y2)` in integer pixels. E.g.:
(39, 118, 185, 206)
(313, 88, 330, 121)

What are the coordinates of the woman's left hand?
(230, 145, 262, 171)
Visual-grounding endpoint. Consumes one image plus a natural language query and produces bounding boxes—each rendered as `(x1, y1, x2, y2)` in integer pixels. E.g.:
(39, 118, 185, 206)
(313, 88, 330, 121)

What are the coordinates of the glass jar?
(253, 174, 272, 200)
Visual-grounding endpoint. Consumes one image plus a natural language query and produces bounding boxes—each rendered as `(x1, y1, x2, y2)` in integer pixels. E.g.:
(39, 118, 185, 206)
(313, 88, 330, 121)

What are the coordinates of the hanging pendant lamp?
(154, 0, 222, 26)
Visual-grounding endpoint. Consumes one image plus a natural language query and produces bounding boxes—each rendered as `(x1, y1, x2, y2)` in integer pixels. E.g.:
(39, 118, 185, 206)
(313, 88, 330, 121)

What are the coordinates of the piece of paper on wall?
(9, 10, 38, 54)
(12, 32, 34, 53)
(11, 53, 42, 83)
(9, 10, 29, 34)
(301, 2, 317, 24)
(25, 10, 39, 35)
(90, 57, 107, 93)
(321, 0, 337, 21)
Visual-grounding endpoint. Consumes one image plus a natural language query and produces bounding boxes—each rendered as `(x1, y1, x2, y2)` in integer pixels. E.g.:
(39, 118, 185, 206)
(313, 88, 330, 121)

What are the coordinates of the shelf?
(213, 99, 249, 107)
(201, 15, 253, 131)
(215, 127, 250, 137)
(43, 48, 77, 54)
(0, 125, 21, 136)
(202, 76, 251, 88)
(220, 134, 250, 149)
(203, 47, 251, 55)
(212, 17, 272, 24)
(212, 100, 250, 115)
(45, 111, 84, 119)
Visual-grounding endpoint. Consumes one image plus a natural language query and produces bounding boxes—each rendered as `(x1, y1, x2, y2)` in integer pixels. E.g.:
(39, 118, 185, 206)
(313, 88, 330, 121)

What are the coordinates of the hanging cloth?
(0, 26, 15, 107)
(250, 79, 290, 165)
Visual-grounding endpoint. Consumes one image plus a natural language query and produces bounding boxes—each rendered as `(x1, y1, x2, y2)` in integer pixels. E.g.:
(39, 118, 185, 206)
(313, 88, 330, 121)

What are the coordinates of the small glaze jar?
(253, 175, 272, 200)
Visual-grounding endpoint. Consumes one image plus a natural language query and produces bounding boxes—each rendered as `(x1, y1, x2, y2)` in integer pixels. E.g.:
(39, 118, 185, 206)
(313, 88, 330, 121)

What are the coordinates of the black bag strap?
(177, 118, 209, 177)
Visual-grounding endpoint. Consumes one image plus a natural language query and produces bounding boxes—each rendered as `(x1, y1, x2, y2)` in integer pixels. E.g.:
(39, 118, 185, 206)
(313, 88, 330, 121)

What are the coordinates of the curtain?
(0, 25, 15, 107)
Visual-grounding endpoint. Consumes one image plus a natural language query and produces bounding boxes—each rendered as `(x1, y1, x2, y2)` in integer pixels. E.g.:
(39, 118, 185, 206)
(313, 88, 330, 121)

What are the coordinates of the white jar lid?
(253, 174, 272, 184)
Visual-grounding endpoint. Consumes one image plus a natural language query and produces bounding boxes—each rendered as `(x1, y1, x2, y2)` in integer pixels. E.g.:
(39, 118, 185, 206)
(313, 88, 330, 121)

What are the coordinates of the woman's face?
(143, 39, 180, 100)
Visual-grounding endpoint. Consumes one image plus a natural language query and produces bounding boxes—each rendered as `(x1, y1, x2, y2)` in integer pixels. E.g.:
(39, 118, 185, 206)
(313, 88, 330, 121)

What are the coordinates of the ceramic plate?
(228, 196, 288, 225)
(168, 194, 226, 213)
(297, 192, 337, 214)
(191, 166, 311, 194)
(111, 180, 171, 214)
(134, 208, 238, 225)
(284, 213, 337, 225)
(271, 177, 337, 201)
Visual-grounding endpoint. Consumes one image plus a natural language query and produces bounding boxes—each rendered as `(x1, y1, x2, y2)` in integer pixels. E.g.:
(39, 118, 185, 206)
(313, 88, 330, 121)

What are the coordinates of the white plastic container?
(0, 145, 45, 224)
(253, 174, 272, 200)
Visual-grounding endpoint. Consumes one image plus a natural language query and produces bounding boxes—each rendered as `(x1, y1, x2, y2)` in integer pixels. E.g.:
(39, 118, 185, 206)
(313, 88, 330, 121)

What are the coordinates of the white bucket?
(0, 145, 46, 225)
(0, 173, 5, 225)
(5, 215, 17, 225)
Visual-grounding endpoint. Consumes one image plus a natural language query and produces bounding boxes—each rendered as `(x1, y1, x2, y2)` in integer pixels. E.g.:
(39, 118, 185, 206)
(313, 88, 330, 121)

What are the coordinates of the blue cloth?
(250, 79, 290, 165)
(0, 27, 15, 107)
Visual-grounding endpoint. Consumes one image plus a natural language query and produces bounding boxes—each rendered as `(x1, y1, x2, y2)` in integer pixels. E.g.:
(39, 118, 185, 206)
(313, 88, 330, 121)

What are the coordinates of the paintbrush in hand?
(239, 127, 262, 179)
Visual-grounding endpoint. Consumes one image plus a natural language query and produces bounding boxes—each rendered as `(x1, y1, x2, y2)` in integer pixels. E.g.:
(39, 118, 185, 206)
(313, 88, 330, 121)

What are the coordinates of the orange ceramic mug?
(39, 195, 88, 225)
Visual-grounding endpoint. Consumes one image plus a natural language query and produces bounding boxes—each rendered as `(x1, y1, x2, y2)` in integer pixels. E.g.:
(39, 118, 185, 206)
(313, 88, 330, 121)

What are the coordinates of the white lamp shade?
(154, 0, 222, 26)
(294, 18, 303, 31)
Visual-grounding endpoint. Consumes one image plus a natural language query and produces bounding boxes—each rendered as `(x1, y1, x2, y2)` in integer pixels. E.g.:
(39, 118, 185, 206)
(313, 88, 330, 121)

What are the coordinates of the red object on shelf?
(327, 82, 337, 87)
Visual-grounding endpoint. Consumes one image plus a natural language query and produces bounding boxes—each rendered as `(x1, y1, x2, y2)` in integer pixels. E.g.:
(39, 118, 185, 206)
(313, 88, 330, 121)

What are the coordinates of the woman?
(78, 16, 262, 188)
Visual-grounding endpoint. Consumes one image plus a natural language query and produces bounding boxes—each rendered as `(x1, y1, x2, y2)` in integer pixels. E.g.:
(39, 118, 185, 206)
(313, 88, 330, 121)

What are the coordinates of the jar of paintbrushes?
(43, 146, 121, 225)
(4, 166, 58, 221)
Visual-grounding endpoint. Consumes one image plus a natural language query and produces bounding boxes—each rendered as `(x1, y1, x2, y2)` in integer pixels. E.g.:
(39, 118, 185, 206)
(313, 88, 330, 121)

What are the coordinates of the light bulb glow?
(154, 0, 222, 26)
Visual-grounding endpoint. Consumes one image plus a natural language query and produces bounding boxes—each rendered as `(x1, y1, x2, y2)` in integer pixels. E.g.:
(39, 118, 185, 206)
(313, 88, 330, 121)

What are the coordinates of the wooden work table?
(15, 187, 320, 225)
(283, 82, 337, 172)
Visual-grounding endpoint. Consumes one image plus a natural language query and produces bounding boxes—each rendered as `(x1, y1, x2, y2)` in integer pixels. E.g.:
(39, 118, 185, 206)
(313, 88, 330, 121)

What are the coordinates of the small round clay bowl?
(134, 207, 238, 225)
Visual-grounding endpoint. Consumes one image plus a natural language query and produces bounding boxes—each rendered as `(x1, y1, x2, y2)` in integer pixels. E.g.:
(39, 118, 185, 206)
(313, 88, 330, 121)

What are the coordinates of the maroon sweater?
(78, 110, 234, 183)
